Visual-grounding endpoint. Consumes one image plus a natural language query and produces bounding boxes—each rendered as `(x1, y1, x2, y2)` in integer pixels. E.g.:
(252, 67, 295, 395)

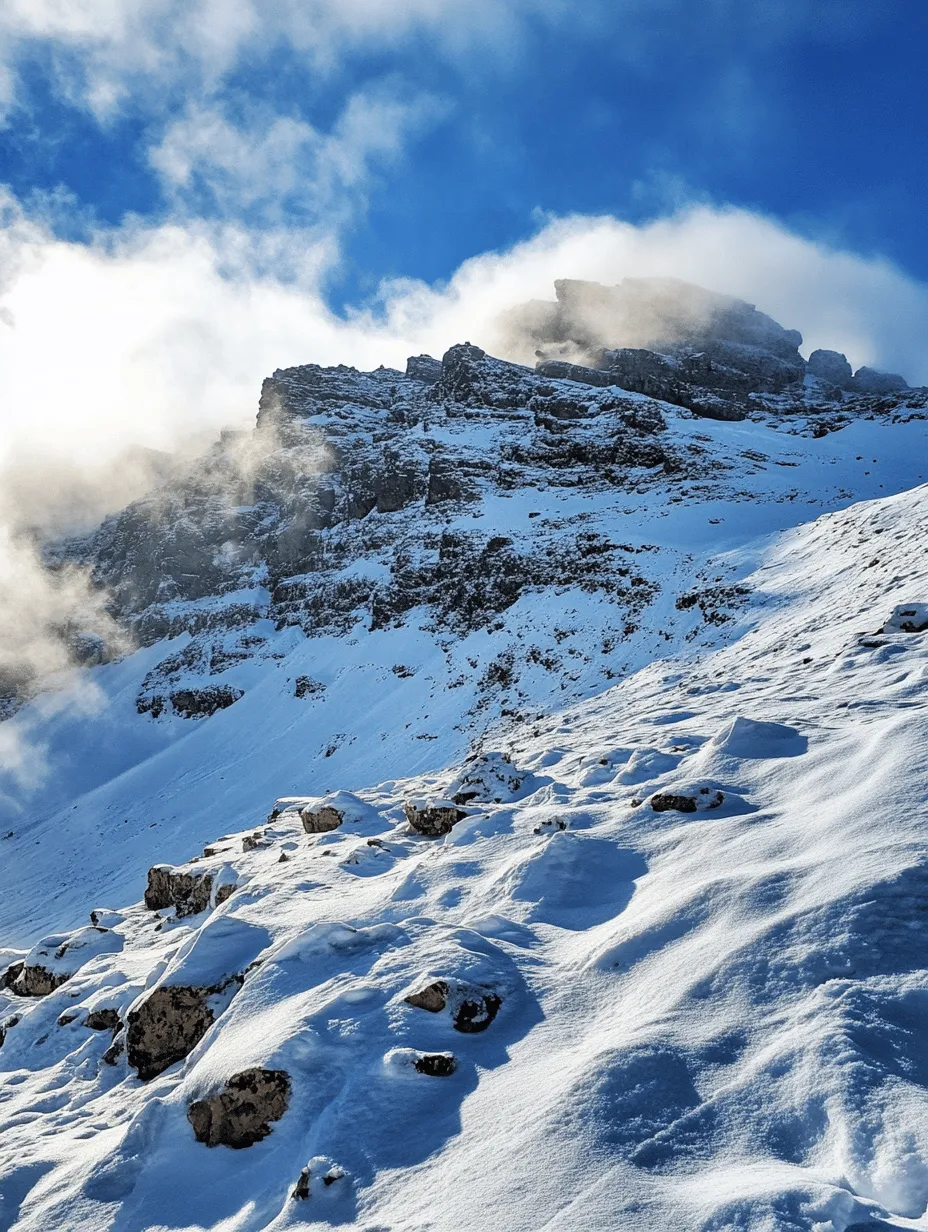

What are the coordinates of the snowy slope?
(3, 294, 928, 1231)
(2, 469, 928, 1229)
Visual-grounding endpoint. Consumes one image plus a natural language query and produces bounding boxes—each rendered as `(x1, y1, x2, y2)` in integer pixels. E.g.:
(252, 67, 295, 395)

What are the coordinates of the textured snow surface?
(3, 420, 928, 1228)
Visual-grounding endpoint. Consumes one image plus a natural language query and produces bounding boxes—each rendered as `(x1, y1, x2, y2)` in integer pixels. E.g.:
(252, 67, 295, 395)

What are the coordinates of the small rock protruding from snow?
(447, 751, 533, 805)
(127, 981, 239, 1080)
(415, 1052, 457, 1077)
(404, 798, 467, 837)
(650, 789, 724, 813)
(882, 603, 928, 634)
(291, 1158, 347, 1200)
(187, 1068, 291, 1148)
(405, 978, 503, 1033)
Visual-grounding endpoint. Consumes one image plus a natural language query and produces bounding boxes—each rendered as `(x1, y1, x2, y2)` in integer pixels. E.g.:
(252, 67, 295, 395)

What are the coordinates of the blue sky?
(2, 2, 926, 298)
(0, 1, 927, 469)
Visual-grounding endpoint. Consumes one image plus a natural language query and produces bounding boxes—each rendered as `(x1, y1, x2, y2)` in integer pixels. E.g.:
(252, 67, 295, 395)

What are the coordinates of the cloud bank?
(1, 198, 926, 479)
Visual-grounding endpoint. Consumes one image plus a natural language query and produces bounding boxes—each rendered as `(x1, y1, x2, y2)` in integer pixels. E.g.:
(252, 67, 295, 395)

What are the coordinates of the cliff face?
(27, 283, 919, 733)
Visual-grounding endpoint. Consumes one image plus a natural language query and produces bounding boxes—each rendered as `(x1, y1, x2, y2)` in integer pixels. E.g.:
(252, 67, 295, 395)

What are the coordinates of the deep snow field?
(3, 408, 928, 1230)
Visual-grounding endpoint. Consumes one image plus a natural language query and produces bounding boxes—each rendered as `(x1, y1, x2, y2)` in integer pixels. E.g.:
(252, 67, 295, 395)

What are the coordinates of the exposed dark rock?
(0, 960, 24, 990)
(127, 981, 240, 1080)
(854, 366, 909, 394)
(406, 354, 442, 384)
(650, 790, 724, 813)
(808, 349, 853, 387)
(405, 979, 502, 1033)
(294, 675, 325, 699)
(535, 360, 615, 388)
(85, 1008, 121, 1032)
(405, 981, 448, 1013)
(414, 1053, 457, 1077)
(301, 804, 344, 834)
(404, 799, 467, 837)
(102, 1033, 125, 1065)
(188, 1068, 291, 1148)
(168, 685, 244, 719)
(650, 793, 698, 813)
(144, 865, 215, 916)
(12, 964, 69, 997)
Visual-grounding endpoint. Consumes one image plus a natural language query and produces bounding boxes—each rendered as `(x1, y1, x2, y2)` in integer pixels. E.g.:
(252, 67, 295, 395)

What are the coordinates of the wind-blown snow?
(2, 409, 928, 1228)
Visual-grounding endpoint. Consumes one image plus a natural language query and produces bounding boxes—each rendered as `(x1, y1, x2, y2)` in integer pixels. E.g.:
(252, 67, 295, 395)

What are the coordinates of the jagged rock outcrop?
(808, 349, 854, 387)
(144, 865, 235, 916)
(39, 277, 919, 725)
(854, 365, 909, 394)
(187, 1068, 291, 1148)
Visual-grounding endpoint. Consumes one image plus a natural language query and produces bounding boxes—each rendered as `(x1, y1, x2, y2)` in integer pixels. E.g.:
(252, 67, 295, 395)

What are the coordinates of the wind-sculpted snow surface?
(4, 290, 928, 1228)
(3, 479, 928, 1228)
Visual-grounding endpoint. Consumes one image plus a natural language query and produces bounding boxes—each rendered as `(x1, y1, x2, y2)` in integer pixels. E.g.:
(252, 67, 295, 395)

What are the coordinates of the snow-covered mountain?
(2, 279, 928, 1231)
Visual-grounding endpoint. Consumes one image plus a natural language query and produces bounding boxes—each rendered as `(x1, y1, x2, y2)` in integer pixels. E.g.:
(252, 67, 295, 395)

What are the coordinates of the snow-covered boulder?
(882, 603, 928, 633)
(447, 751, 535, 805)
(126, 916, 269, 1079)
(187, 1068, 291, 1148)
(11, 926, 123, 997)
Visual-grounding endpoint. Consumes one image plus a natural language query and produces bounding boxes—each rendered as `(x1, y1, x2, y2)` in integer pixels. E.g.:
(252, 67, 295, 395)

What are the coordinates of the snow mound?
(709, 715, 808, 759)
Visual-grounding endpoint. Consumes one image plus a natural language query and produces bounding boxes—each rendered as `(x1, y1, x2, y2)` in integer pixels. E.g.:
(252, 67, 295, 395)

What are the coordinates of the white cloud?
(149, 89, 442, 227)
(1, 196, 926, 483)
(0, 0, 573, 121)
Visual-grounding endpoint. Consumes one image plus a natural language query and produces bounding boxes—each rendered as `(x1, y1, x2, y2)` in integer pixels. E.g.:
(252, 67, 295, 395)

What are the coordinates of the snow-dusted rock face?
(6, 282, 928, 1229)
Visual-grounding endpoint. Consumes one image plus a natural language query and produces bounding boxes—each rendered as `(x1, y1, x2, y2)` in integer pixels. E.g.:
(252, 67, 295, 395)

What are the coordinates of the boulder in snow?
(404, 798, 467, 836)
(301, 804, 344, 834)
(85, 1008, 121, 1032)
(188, 1068, 291, 1148)
(10, 927, 123, 997)
(882, 603, 928, 634)
(807, 349, 853, 387)
(447, 751, 533, 805)
(126, 981, 237, 1080)
(144, 865, 225, 917)
(650, 789, 724, 813)
(405, 978, 502, 1033)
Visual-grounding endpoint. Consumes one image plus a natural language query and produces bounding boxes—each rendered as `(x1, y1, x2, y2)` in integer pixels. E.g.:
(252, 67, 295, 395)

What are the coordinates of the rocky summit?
(3, 281, 928, 1231)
